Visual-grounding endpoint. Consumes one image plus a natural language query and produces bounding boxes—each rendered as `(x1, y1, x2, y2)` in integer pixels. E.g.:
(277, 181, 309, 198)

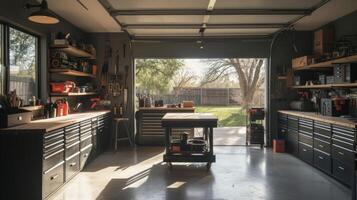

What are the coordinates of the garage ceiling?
(45, 0, 357, 37)
(99, 0, 329, 38)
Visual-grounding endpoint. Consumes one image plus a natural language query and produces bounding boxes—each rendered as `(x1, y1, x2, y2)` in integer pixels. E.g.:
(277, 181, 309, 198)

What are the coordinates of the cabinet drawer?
(331, 145, 354, 164)
(314, 150, 331, 174)
(314, 132, 331, 143)
(332, 135, 354, 151)
(43, 162, 64, 198)
(80, 135, 92, 150)
(332, 159, 353, 186)
(299, 143, 313, 164)
(299, 133, 313, 146)
(80, 145, 93, 170)
(43, 149, 64, 172)
(314, 122, 331, 138)
(65, 153, 80, 182)
(313, 138, 331, 154)
(65, 142, 80, 159)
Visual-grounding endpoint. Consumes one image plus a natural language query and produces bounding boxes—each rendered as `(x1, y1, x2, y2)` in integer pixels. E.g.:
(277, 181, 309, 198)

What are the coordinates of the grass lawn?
(195, 106, 246, 127)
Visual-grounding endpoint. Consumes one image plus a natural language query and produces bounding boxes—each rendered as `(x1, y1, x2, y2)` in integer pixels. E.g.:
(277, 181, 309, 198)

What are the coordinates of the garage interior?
(1, 0, 357, 200)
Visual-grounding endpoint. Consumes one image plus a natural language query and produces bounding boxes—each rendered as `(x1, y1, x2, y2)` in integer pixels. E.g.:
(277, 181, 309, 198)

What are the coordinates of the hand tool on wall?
(101, 39, 112, 86)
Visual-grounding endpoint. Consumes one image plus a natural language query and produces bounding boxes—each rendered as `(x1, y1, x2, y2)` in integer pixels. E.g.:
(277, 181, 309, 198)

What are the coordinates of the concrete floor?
(51, 146, 350, 200)
(211, 127, 246, 145)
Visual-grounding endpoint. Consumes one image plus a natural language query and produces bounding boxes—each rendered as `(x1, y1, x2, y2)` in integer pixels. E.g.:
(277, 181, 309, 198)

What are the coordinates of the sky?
(183, 59, 210, 75)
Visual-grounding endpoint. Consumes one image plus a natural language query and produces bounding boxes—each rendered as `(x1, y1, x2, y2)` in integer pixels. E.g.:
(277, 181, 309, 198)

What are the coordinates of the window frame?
(0, 22, 41, 100)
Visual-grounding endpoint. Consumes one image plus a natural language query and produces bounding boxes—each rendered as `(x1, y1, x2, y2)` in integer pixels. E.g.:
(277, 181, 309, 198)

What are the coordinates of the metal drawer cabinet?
(332, 145, 354, 164)
(42, 161, 64, 198)
(313, 149, 331, 174)
(65, 152, 80, 182)
(288, 116, 299, 130)
(298, 142, 313, 164)
(43, 129, 65, 172)
(299, 132, 313, 146)
(314, 121, 331, 139)
(313, 138, 331, 154)
(332, 159, 353, 186)
(332, 125, 355, 151)
(80, 144, 93, 170)
(299, 118, 313, 133)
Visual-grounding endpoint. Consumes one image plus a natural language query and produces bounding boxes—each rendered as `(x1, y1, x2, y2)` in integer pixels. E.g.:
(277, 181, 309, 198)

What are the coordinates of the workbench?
(161, 113, 218, 169)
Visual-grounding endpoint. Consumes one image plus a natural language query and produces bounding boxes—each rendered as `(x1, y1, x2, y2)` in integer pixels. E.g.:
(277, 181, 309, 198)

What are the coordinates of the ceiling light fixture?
(26, 0, 59, 24)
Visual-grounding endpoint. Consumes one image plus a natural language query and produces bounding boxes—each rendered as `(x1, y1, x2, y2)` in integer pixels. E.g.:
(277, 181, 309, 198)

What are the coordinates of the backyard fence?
(151, 87, 265, 106)
(9, 76, 36, 105)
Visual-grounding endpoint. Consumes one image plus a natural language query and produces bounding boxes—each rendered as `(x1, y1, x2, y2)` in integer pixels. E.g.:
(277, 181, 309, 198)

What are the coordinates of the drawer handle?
(338, 151, 344, 156)
(50, 174, 59, 180)
(18, 116, 22, 121)
(319, 144, 324, 148)
(302, 148, 307, 152)
(70, 162, 77, 167)
(318, 156, 324, 160)
(338, 166, 345, 171)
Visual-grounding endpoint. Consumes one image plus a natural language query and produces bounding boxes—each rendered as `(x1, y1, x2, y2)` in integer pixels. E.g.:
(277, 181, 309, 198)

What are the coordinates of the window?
(9, 27, 38, 105)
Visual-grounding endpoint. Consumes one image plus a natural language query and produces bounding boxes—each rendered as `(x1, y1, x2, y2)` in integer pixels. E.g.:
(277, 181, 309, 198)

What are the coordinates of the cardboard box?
(314, 28, 334, 55)
(292, 56, 314, 69)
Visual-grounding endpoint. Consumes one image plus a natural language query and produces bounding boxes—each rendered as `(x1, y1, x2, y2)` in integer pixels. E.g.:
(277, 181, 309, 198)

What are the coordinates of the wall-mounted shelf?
(49, 69, 96, 78)
(51, 44, 96, 59)
(292, 83, 357, 89)
(50, 92, 98, 97)
(293, 54, 357, 70)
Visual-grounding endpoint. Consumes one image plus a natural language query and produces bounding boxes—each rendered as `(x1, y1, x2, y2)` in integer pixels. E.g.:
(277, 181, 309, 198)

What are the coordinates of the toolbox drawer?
(314, 122, 331, 138)
(299, 132, 313, 146)
(331, 144, 354, 164)
(314, 150, 331, 174)
(42, 162, 64, 198)
(313, 138, 331, 154)
(80, 135, 92, 150)
(80, 145, 93, 170)
(65, 153, 80, 182)
(43, 148, 64, 172)
(332, 159, 353, 186)
(65, 141, 80, 159)
(299, 142, 313, 164)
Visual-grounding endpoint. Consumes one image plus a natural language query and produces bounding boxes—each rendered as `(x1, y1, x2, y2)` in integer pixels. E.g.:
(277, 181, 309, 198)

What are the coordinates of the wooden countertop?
(0, 110, 111, 133)
(162, 113, 218, 128)
(138, 107, 195, 111)
(278, 110, 357, 128)
(162, 113, 217, 121)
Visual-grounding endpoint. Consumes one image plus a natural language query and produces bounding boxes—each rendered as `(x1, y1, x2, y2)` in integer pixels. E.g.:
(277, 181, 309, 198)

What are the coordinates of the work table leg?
(209, 127, 213, 155)
(165, 127, 171, 155)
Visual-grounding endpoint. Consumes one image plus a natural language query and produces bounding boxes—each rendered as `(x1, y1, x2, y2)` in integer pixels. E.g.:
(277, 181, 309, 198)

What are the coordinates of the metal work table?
(161, 113, 218, 169)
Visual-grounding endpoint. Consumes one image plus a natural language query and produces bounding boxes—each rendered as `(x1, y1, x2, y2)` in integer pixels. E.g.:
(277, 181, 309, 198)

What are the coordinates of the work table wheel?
(167, 162, 173, 170)
(206, 162, 211, 170)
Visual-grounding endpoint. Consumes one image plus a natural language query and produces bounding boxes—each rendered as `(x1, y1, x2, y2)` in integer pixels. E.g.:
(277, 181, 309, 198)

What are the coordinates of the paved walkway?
(195, 126, 247, 146)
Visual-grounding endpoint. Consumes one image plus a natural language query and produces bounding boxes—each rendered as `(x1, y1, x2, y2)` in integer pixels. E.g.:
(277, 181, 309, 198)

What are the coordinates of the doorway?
(135, 58, 266, 146)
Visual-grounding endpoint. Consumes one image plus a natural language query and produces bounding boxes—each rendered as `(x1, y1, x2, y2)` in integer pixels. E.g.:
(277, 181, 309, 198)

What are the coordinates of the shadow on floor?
(96, 162, 215, 200)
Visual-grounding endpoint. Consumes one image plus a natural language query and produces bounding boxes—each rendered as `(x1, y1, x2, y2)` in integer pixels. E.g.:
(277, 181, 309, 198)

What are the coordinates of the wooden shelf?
(291, 83, 357, 89)
(51, 44, 96, 59)
(294, 54, 357, 70)
(50, 69, 96, 78)
(50, 92, 98, 97)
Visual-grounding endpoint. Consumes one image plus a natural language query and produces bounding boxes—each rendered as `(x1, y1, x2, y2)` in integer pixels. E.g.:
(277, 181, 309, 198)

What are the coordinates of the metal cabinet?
(287, 116, 299, 156)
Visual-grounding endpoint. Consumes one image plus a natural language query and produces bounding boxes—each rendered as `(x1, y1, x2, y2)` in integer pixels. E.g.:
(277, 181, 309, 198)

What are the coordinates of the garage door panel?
(208, 15, 301, 24)
(214, 0, 322, 9)
(129, 29, 200, 36)
(107, 0, 209, 10)
(116, 15, 204, 25)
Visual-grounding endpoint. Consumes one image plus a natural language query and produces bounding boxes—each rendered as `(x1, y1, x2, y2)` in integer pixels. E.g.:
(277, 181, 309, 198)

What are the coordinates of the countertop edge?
(0, 110, 111, 133)
(278, 110, 356, 128)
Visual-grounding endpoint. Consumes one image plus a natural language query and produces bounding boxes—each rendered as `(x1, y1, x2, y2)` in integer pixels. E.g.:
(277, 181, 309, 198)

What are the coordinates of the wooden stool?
(113, 118, 133, 150)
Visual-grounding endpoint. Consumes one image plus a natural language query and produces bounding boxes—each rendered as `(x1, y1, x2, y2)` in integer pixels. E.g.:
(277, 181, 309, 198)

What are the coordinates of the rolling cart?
(246, 108, 265, 148)
(161, 113, 218, 170)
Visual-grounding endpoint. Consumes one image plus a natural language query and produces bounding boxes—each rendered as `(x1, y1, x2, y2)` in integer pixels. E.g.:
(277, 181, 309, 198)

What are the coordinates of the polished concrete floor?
(211, 127, 246, 145)
(51, 146, 350, 200)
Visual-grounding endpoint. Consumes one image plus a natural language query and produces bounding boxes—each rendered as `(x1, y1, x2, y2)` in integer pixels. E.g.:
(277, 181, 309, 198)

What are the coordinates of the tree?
(201, 58, 265, 109)
(136, 59, 184, 94)
(172, 68, 197, 96)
